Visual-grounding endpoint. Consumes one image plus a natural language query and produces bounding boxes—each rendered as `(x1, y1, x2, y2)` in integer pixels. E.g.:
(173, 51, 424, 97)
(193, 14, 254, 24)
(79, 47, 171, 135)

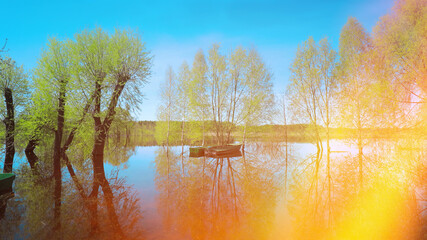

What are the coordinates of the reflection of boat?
(208, 149, 242, 158)
(189, 147, 206, 157)
(205, 144, 243, 158)
(0, 173, 15, 195)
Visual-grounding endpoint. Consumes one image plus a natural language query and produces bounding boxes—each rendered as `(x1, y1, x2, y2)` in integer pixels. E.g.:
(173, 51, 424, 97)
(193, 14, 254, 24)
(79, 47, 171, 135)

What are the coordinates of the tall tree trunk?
(90, 80, 103, 234)
(92, 116, 123, 237)
(3, 88, 15, 173)
(90, 78, 126, 237)
(53, 83, 66, 236)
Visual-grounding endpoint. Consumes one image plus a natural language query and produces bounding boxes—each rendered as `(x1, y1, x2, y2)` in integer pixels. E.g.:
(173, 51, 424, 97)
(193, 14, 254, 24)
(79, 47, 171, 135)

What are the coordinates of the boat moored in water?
(205, 144, 243, 157)
(189, 147, 206, 157)
(190, 144, 244, 158)
(0, 173, 15, 195)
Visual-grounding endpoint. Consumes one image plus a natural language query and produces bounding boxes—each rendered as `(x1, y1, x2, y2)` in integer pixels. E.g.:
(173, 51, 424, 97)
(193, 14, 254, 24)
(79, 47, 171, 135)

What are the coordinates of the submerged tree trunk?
(93, 138, 122, 235)
(90, 78, 126, 238)
(53, 83, 66, 236)
(91, 110, 123, 237)
(3, 88, 15, 173)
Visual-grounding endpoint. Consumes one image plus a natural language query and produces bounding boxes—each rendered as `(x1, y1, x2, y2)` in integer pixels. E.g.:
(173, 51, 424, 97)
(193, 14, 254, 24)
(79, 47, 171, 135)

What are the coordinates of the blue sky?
(1, 0, 394, 121)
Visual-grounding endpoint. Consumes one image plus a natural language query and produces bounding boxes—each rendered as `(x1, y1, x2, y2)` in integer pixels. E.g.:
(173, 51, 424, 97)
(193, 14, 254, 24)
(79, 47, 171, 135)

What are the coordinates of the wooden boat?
(205, 144, 243, 158)
(189, 147, 206, 158)
(0, 173, 15, 195)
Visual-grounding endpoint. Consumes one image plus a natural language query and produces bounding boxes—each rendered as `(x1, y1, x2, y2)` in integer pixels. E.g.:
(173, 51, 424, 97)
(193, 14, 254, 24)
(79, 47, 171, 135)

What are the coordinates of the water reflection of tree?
(104, 137, 137, 167)
(154, 143, 285, 240)
(0, 143, 143, 239)
(288, 138, 425, 239)
(0, 192, 24, 239)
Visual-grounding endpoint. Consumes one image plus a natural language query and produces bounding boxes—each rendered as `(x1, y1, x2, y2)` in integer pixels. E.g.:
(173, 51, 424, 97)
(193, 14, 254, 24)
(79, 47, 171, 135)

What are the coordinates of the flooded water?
(107, 140, 425, 239)
(1, 139, 426, 239)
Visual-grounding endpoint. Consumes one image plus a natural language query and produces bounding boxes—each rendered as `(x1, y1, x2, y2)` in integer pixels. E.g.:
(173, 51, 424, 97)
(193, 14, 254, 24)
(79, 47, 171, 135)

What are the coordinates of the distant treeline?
(110, 121, 424, 146)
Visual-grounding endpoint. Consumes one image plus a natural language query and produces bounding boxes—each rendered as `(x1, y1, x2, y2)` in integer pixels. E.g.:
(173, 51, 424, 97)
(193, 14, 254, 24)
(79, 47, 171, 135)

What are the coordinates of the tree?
(241, 48, 274, 144)
(191, 45, 274, 145)
(157, 66, 178, 145)
(189, 50, 209, 146)
(338, 17, 374, 188)
(207, 44, 228, 145)
(373, 0, 426, 130)
(71, 28, 152, 236)
(0, 56, 28, 173)
(287, 37, 323, 216)
(177, 62, 191, 147)
(226, 47, 248, 143)
(278, 93, 290, 201)
(177, 62, 191, 178)
(317, 38, 337, 223)
(374, 0, 426, 97)
(160, 44, 274, 146)
(32, 37, 73, 235)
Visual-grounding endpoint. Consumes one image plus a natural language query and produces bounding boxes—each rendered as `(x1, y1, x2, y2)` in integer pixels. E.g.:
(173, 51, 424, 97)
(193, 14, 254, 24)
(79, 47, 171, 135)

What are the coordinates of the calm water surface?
(1, 140, 425, 239)
(103, 140, 425, 239)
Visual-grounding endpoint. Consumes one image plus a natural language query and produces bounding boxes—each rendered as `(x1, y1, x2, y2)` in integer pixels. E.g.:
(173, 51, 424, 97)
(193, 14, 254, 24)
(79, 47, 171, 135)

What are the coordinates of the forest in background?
(112, 120, 425, 146)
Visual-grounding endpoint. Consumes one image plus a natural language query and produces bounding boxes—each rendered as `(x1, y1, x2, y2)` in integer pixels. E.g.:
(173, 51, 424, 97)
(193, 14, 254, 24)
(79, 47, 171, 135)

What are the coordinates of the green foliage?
(0, 56, 29, 118)
(155, 120, 182, 145)
(242, 48, 275, 126)
(374, 0, 427, 95)
(188, 50, 209, 122)
(338, 18, 378, 129)
(373, 0, 426, 130)
(287, 36, 337, 147)
(157, 44, 275, 145)
(71, 28, 152, 116)
(177, 62, 191, 121)
(0, 56, 30, 152)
